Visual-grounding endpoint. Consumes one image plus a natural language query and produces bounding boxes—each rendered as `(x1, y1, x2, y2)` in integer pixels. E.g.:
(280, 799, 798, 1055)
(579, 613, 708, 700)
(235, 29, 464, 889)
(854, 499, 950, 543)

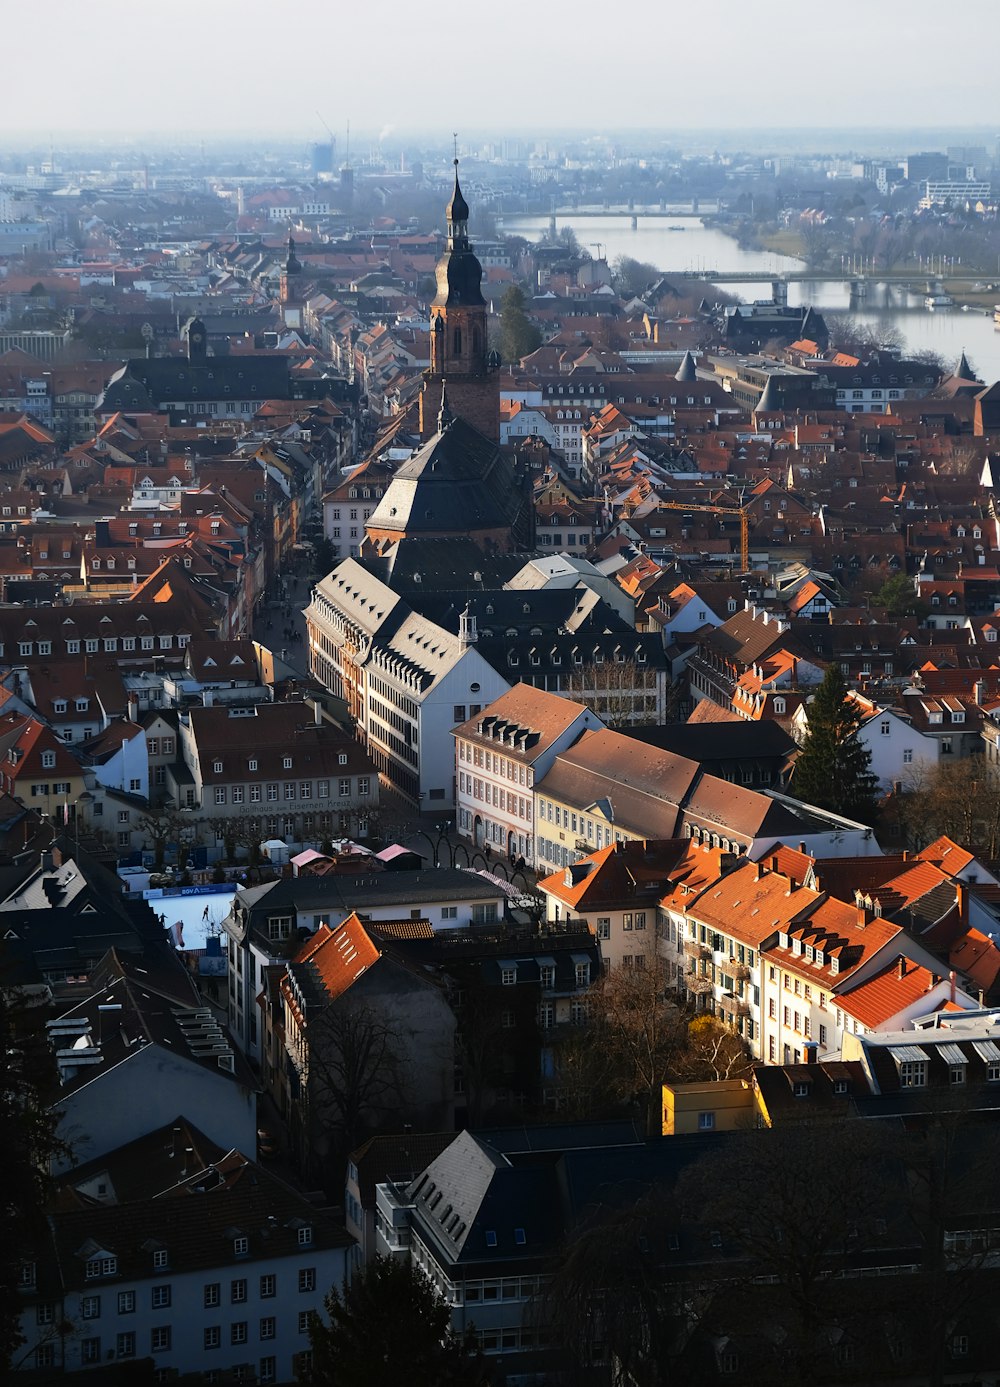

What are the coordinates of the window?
(297, 1311, 312, 1335)
(116, 1332, 136, 1359)
(86, 1255, 117, 1280)
(259, 1274, 276, 1298)
(151, 1326, 171, 1353)
(698, 1111, 715, 1130)
(903, 748, 913, 764)
(951, 1335, 969, 1358)
(899, 1060, 927, 1089)
(41, 750, 55, 769)
(231, 1277, 248, 1303)
(204, 1283, 220, 1308)
(338, 777, 351, 798)
(501, 967, 516, 986)
(596, 917, 610, 939)
(81, 1337, 101, 1365)
(117, 1290, 135, 1314)
(299, 1268, 316, 1293)
(81, 1295, 101, 1319)
(260, 1357, 277, 1384)
(231, 1322, 248, 1346)
(298, 1226, 313, 1247)
(151, 1285, 171, 1309)
(260, 1316, 276, 1340)
(204, 1326, 221, 1350)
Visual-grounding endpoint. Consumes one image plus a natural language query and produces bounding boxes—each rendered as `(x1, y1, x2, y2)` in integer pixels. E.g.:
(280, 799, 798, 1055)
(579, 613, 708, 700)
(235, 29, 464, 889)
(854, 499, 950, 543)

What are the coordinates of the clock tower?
(418, 161, 499, 441)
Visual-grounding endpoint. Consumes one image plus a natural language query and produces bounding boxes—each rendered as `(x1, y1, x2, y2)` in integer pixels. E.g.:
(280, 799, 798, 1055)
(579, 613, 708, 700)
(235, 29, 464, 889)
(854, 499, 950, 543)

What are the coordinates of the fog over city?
(8, 0, 1000, 137)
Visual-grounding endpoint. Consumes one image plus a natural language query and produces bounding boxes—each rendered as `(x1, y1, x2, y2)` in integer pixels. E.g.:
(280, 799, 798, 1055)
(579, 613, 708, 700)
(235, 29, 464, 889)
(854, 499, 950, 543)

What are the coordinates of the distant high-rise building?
(311, 140, 335, 178)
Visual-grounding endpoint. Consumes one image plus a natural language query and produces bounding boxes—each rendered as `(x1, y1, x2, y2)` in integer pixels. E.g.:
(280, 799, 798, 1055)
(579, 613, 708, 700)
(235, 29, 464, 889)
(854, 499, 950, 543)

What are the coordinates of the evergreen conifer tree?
(793, 664, 879, 823)
(304, 1255, 489, 1387)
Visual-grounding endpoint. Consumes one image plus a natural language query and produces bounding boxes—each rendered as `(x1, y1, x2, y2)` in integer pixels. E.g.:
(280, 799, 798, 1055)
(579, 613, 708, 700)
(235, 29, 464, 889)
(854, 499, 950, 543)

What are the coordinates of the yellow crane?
(653, 499, 750, 573)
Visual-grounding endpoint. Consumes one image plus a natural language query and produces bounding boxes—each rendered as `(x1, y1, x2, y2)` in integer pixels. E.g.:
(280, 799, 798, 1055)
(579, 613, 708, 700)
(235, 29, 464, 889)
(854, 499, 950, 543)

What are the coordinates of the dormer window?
(283, 756, 292, 770)
(214, 760, 223, 774)
(297, 1226, 312, 1247)
(233, 1237, 248, 1256)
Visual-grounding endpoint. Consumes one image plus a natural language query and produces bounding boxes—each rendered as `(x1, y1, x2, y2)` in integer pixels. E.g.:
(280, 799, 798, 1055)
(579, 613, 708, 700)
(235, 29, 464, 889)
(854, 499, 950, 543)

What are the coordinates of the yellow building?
(661, 1079, 755, 1135)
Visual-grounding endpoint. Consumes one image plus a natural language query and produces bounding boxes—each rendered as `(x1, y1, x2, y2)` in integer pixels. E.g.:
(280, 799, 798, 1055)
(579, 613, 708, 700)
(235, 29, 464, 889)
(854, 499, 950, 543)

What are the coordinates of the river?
(504, 214, 1000, 384)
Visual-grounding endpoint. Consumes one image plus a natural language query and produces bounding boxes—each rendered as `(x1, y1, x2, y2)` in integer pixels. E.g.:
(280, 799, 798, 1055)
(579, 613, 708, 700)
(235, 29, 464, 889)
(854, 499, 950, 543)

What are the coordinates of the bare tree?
(676, 1119, 896, 1386)
(135, 795, 187, 868)
(295, 998, 405, 1180)
(895, 759, 1000, 856)
(677, 1013, 752, 1082)
(562, 658, 660, 726)
(584, 959, 686, 1134)
(535, 1182, 694, 1387)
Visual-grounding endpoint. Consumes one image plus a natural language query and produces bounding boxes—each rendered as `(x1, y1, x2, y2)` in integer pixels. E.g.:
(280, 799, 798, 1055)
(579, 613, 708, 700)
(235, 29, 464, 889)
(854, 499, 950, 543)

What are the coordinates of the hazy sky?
(12, 0, 1000, 140)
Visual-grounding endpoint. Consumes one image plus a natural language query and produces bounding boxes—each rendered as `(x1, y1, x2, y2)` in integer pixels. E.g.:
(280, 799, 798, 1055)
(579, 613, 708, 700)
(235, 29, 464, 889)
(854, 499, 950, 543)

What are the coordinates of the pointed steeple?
(675, 350, 698, 382)
(956, 349, 978, 381)
(446, 159, 470, 249)
(286, 233, 301, 276)
(755, 377, 781, 414)
(437, 381, 453, 432)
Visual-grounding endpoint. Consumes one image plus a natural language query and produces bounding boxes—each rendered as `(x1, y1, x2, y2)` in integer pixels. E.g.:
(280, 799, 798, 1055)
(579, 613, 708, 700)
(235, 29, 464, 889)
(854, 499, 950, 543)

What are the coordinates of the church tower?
(418, 161, 499, 441)
(280, 234, 303, 329)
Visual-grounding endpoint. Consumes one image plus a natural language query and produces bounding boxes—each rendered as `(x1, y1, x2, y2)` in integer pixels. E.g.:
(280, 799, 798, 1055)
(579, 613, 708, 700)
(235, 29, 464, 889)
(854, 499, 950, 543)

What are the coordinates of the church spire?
(446, 157, 470, 250)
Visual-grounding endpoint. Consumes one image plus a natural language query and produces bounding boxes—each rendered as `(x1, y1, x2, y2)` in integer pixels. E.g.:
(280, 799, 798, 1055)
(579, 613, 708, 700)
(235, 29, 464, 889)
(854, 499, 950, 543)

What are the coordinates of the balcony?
(735, 962, 751, 982)
(684, 938, 711, 961)
(686, 974, 714, 995)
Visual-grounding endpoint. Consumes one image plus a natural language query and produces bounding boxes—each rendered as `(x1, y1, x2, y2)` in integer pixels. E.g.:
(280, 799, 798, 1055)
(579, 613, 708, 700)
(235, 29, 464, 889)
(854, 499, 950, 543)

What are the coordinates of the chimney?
(974, 679, 985, 706)
(856, 901, 866, 930)
(314, 700, 323, 727)
(956, 881, 968, 923)
(897, 956, 906, 981)
(950, 970, 957, 1004)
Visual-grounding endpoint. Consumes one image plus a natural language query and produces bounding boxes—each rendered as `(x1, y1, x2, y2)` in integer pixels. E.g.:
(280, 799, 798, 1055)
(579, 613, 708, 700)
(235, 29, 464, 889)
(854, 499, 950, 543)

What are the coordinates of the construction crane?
(589, 242, 606, 260)
(314, 111, 336, 176)
(653, 498, 750, 573)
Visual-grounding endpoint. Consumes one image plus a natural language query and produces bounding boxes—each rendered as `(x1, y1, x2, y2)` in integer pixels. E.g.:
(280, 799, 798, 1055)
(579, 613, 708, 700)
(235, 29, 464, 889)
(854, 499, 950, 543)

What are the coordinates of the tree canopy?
(792, 664, 879, 823)
(304, 1255, 489, 1387)
(0, 972, 68, 1370)
(498, 285, 541, 364)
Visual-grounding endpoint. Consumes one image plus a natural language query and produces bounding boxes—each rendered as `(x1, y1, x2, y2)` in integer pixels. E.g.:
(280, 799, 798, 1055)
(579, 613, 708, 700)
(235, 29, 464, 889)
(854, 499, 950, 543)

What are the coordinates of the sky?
(10, 0, 1000, 141)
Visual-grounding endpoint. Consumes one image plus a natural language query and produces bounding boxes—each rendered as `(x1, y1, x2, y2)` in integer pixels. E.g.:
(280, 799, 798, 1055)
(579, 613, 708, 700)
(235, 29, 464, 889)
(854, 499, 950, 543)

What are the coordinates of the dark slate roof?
(48, 1146, 349, 1291)
(675, 350, 698, 383)
(98, 354, 292, 414)
(375, 537, 528, 596)
(366, 416, 523, 536)
(417, 588, 632, 637)
(238, 868, 505, 938)
(620, 719, 796, 764)
(407, 1131, 562, 1267)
